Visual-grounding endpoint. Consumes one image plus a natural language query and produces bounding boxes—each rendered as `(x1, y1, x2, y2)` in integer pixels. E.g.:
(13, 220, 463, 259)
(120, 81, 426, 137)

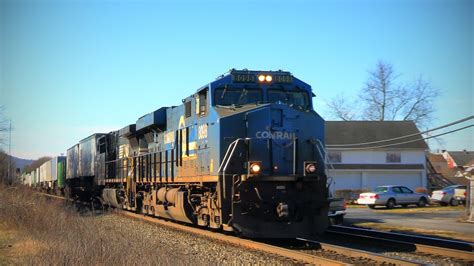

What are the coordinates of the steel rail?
(328, 225, 474, 261)
(297, 238, 419, 266)
(120, 211, 346, 266)
(38, 193, 69, 201)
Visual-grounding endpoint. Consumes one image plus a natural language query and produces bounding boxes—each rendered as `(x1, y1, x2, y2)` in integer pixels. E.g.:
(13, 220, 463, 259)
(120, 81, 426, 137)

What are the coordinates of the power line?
(327, 124, 473, 151)
(326, 116, 473, 147)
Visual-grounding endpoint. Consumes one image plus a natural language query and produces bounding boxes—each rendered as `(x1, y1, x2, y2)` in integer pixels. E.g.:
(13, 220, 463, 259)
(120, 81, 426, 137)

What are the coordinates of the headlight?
(304, 161, 317, 176)
(248, 161, 262, 175)
(257, 74, 272, 83)
(306, 163, 316, 173)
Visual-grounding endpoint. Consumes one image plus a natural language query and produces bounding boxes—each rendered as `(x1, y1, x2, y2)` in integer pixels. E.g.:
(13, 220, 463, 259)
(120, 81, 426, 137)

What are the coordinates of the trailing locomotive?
(59, 69, 328, 238)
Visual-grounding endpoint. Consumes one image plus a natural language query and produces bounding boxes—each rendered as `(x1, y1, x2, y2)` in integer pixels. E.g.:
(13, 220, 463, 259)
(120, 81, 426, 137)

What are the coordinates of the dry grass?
(0, 184, 172, 265)
(347, 204, 466, 213)
(353, 222, 474, 242)
(346, 204, 368, 209)
(372, 205, 466, 213)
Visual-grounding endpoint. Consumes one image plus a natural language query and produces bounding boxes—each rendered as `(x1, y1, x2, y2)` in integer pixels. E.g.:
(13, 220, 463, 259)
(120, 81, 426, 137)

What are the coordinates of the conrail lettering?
(255, 131, 295, 140)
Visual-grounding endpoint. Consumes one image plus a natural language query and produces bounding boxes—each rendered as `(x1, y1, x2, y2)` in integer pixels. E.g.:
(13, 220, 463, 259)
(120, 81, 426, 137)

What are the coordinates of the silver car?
(357, 185, 430, 209)
(431, 185, 467, 206)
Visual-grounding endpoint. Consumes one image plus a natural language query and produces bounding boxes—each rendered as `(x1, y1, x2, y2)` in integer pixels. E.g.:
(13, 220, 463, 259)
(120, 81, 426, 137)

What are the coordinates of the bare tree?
(327, 95, 357, 121)
(0, 106, 7, 145)
(329, 61, 439, 127)
(0, 106, 14, 184)
(0, 151, 15, 184)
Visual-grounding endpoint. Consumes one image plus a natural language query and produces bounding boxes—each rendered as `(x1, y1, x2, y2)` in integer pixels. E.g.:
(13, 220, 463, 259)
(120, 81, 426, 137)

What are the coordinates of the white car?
(358, 185, 430, 209)
(431, 185, 467, 206)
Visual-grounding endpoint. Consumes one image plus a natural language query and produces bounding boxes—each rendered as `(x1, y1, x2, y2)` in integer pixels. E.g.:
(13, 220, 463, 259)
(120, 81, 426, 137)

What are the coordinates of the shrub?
(335, 189, 370, 203)
(415, 187, 428, 194)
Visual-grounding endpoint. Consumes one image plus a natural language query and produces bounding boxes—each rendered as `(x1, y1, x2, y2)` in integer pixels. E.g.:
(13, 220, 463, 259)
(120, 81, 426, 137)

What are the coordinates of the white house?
(325, 121, 428, 191)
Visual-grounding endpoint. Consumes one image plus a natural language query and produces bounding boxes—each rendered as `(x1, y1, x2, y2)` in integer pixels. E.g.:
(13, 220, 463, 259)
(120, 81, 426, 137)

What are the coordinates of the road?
(343, 207, 474, 236)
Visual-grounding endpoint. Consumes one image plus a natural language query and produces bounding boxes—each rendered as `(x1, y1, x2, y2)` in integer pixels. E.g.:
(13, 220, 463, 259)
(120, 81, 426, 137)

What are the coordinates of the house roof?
(331, 164, 425, 170)
(325, 121, 429, 150)
(428, 154, 447, 163)
(448, 151, 474, 166)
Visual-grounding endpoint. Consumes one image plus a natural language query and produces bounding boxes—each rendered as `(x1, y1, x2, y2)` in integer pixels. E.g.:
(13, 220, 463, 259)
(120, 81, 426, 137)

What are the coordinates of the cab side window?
(185, 101, 192, 118)
(197, 89, 208, 117)
(98, 137, 106, 154)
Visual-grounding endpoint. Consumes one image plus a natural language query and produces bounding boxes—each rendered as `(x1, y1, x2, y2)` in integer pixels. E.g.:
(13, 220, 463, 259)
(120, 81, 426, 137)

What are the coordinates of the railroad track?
(42, 192, 473, 264)
(326, 225, 474, 262)
(120, 211, 349, 265)
(121, 211, 421, 265)
(38, 192, 419, 265)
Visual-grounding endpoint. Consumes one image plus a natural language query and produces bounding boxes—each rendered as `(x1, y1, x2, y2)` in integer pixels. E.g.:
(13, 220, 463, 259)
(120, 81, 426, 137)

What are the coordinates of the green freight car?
(51, 156, 67, 195)
(57, 157, 66, 191)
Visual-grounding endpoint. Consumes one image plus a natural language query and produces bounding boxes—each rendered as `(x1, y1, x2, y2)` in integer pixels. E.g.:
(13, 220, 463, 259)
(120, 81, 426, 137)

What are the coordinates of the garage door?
(332, 172, 362, 190)
(366, 172, 422, 190)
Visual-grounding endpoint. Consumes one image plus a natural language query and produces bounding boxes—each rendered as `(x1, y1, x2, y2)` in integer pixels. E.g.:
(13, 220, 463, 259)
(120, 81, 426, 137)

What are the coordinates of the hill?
(12, 156, 35, 171)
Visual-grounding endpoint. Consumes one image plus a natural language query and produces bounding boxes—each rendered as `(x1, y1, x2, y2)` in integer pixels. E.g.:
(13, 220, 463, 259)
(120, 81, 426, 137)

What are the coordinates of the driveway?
(343, 207, 474, 236)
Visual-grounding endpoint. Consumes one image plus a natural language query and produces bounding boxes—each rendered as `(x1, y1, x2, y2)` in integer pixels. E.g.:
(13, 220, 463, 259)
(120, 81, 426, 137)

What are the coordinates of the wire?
(327, 124, 473, 151)
(326, 115, 473, 147)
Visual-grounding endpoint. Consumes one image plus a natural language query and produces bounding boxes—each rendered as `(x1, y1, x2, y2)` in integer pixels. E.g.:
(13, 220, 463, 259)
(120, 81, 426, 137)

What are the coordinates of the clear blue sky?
(1, 0, 472, 159)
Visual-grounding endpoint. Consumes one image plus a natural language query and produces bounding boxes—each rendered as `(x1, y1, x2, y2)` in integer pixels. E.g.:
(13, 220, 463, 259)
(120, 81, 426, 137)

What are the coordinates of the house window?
(328, 152, 341, 163)
(386, 152, 401, 163)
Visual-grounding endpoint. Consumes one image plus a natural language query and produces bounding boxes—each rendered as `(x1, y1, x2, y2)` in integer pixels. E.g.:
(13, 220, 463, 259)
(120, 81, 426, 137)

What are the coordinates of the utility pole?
(7, 120, 12, 182)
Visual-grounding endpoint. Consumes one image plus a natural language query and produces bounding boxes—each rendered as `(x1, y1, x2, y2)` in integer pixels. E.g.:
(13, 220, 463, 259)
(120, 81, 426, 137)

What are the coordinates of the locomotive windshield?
(268, 89, 309, 110)
(215, 88, 263, 106)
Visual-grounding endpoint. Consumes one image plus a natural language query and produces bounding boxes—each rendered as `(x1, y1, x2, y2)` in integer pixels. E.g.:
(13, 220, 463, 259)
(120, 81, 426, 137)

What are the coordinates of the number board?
(274, 75, 293, 83)
(232, 73, 256, 83)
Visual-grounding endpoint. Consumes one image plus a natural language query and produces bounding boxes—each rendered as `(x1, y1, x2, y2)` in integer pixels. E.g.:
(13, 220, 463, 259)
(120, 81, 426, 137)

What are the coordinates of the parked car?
(431, 185, 467, 206)
(357, 185, 430, 209)
(328, 198, 346, 225)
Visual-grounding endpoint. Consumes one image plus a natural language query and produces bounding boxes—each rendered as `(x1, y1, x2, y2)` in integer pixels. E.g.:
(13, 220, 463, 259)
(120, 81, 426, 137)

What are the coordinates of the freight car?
(55, 69, 329, 238)
(33, 156, 67, 194)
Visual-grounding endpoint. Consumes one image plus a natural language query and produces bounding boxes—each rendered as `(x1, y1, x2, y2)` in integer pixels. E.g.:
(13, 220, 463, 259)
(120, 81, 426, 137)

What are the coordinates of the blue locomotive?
(65, 69, 329, 238)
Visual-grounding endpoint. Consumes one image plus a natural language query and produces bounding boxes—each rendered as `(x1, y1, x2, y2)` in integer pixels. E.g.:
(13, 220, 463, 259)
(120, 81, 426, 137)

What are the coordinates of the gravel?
(309, 235, 473, 266)
(106, 213, 467, 266)
(382, 251, 473, 266)
(95, 213, 300, 265)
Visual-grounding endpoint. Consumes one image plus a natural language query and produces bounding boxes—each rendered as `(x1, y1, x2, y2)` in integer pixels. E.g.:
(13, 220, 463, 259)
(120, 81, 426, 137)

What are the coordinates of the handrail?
(314, 139, 335, 193)
(219, 138, 251, 199)
(217, 139, 238, 173)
